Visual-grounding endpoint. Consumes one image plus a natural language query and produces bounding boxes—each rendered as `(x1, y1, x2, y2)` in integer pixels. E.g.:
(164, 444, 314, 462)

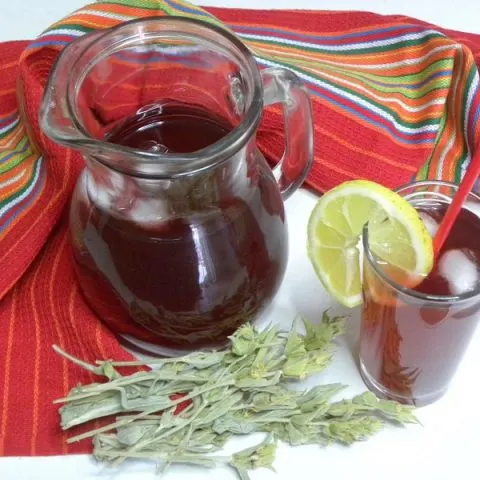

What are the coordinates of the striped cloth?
(1, 0, 480, 456)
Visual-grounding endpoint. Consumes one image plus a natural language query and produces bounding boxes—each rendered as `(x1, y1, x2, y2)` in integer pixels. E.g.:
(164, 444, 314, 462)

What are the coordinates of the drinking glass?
(359, 180, 480, 406)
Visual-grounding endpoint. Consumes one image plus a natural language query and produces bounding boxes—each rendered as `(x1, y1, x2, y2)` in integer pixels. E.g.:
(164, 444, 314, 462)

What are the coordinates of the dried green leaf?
(282, 355, 309, 379)
(55, 311, 418, 480)
(302, 312, 346, 351)
(284, 329, 306, 358)
(236, 371, 282, 389)
(229, 435, 277, 472)
(305, 349, 334, 375)
(297, 384, 346, 412)
(195, 392, 243, 426)
(322, 417, 384, 445)
(211, 415, 258, 435)
(229, 324, 257, 356)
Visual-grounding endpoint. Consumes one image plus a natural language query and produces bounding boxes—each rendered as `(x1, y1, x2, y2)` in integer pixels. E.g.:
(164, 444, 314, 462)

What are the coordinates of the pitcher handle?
(261, 67, 314, 199)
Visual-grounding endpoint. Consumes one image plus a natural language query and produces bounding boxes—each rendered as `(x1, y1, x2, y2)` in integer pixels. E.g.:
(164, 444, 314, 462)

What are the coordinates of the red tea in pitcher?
(105, 102, 233, 153)
(360, 202, 480, 406)
(70, 103, 288, 354)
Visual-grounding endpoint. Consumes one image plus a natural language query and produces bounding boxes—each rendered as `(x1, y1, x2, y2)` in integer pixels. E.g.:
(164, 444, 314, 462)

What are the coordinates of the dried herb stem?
(55, 312, 417, 479)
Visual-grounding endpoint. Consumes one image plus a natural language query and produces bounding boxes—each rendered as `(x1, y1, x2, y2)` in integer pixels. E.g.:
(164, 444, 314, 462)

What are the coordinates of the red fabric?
(0, 42, 141, 456)
(207, 8, 480, 65)
(208, 8, 480, 195)
(1, 7, 480, 458)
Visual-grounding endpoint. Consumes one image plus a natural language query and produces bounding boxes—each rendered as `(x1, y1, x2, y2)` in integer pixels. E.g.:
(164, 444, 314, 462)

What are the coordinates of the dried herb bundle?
(54, 312, 417, 479)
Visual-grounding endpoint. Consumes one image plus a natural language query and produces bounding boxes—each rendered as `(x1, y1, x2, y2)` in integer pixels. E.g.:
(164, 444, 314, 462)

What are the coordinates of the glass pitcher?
(40, 16, 313, 356)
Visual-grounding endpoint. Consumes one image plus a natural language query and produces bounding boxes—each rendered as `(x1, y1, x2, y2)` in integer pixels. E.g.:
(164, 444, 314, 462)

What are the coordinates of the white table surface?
(1, 1, 480, 479)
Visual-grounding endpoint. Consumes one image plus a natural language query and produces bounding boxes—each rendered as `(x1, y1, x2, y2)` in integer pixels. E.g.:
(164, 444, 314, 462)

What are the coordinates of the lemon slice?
(306, 180, 434, 308)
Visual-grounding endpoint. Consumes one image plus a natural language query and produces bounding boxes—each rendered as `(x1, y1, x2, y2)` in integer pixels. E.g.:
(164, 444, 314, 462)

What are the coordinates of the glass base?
(119, 333, 228, 358)
(117, 306, 274, 358)
(359, 359, 448, 407)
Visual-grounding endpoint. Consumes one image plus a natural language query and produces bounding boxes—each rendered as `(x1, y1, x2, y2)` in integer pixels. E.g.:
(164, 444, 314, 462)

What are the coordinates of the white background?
(0, 0, 480, 41)
(1, 1, 480, 480)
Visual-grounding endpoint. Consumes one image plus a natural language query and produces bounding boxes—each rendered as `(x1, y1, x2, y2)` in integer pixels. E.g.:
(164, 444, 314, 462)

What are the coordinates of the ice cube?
(87, 169, 126, 212)
(438, 249, 480, 295)
(464, 200, 480, 219)
(127, 198, 169, 227)
(419, 211, 439, 236)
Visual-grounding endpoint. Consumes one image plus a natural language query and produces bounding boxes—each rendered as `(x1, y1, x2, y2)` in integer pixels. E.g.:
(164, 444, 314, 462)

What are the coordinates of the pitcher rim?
(43, 15, 264, 177)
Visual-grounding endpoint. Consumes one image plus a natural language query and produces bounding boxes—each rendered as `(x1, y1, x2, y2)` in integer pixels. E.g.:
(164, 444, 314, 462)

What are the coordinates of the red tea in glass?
(360, 181, 480, 406)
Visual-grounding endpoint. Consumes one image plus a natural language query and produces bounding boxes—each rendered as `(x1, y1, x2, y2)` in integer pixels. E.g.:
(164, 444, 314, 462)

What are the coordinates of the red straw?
(433, 148, 480, 257)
